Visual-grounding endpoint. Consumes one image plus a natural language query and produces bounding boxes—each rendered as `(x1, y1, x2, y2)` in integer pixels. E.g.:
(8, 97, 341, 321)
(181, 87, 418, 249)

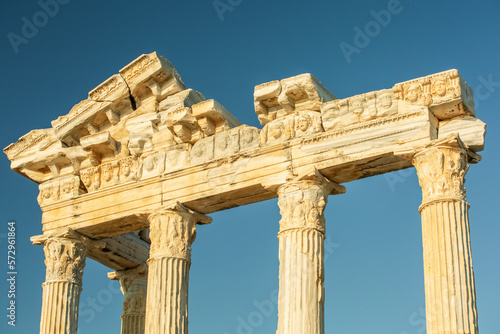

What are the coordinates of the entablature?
(4, 54, 486, 256)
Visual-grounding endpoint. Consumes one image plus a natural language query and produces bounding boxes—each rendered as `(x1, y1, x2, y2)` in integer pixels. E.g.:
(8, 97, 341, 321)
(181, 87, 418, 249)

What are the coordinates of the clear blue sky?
(1, 1, 499, 333)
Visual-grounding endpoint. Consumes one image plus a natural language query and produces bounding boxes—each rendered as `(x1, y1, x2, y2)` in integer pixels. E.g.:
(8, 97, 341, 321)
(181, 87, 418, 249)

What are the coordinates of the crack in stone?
(120, 73, 137, 111)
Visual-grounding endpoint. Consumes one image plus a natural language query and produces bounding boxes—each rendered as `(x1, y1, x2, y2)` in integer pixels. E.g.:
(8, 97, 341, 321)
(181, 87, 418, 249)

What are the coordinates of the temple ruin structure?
(4, 52, 487, 334)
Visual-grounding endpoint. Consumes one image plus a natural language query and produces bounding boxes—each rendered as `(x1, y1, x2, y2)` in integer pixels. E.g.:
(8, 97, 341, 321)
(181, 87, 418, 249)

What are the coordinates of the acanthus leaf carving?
(148, 203, 211, 261)
(35, 230, 89, 286)
(277, 168, 342, 233)
(413, 145, 468, 204)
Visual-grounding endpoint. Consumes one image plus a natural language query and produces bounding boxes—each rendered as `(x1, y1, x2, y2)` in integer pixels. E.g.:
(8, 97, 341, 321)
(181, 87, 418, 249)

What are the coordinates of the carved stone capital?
(148, 202, 211, 260)
(277, 169, 341, 234)
(108, 264, 148, 294)
(121, 277, 147, 316)
(413, 145, 469, 205)
(32, 228, 89, 286)
(109, 265, 148, 317)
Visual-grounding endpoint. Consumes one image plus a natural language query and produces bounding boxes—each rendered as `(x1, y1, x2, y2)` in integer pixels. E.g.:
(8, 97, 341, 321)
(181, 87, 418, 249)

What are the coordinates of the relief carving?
(119, 157, 135, 181)
(239, 125, 260, 151)
(80, 157, 138, 192)
(321, 99, 350, 131)
(138, 151, 166, 180)
(123, 288, 146, 316)
(101, 162, 119, 187)
(91, 166, 101, 191)
(392, 69, 474, 120)
(41, 233, 89, 286)
(214, 128, 240, 159)
(413, 146, 468, 204)
(294, 111, 323, 138)
(190, 136, 214, 165)
(38, 182, 59, 205)
(320, 89, 398, 132)
(376, 89, 398, 117)
(80, 168, 93, 189)
(149, 211, 196, 260)
(148, 204, 211, 260)
(165, 145, 190, 173)
(260, 118, 291, 145)
(38, 175, 83, 205)
(277, 181, 331, 234)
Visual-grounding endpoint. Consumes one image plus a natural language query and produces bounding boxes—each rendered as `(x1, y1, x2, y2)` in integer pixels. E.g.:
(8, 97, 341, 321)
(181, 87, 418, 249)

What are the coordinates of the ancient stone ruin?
(4, 52, 486, 334)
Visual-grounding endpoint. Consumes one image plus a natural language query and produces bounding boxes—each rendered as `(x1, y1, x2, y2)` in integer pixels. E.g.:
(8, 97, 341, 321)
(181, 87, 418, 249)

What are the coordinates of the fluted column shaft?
(145, 204, 211, 334)
(276, 174, 336, 334)
(413, 145, 478, 334)
(34, 230, 88, 334)
(122, 277, 147, 334)
(109, 266, 148, 334)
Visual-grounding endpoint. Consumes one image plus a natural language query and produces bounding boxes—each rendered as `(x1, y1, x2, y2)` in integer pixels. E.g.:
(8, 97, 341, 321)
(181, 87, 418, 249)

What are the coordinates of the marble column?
(145, 202, 211, 334)
(413, 143, 479, 334)
(31, 228, 89, 334)
(108, 265, 148, 334)
(276, 170, 344, 334)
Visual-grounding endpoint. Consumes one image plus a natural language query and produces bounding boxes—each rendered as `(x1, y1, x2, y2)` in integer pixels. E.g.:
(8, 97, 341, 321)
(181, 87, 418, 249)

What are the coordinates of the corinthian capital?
(148, 202, 211, 260)
(277, 167, 344, 234)
(413, 145, 468, 204)
(31, 228, 89, 285)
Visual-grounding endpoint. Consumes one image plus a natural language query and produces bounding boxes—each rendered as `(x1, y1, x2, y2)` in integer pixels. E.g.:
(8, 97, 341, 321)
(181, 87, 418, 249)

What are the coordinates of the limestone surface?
(4, 53, 487, 334)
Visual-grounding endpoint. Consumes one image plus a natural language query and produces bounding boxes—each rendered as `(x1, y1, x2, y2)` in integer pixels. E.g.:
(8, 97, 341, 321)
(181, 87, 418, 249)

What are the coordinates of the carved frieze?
(239, 125, 260, 151)
(260, 116, 294, 146)
(165, 144, 191, 173)
(190, 125, 260, 165)
(393, 69, 474, 120)
(294, 111, 323, 138)
(38, 175, 84, 206)
(214, 127, 240, 159)
(190, 136, 214, 165)
(100, 162, 120, 187)
(321, 89, 398, 132)
(260, 111, 323, 145)
(138, 151, 166, 180)
(413, 145, 468, 204)
(119, 157, 136, 182)
(80, 157, 139, 192)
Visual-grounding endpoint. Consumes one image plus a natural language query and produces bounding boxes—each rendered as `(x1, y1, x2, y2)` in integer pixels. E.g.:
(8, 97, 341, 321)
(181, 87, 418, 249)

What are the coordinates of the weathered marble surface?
(4, 53, 487, 334)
